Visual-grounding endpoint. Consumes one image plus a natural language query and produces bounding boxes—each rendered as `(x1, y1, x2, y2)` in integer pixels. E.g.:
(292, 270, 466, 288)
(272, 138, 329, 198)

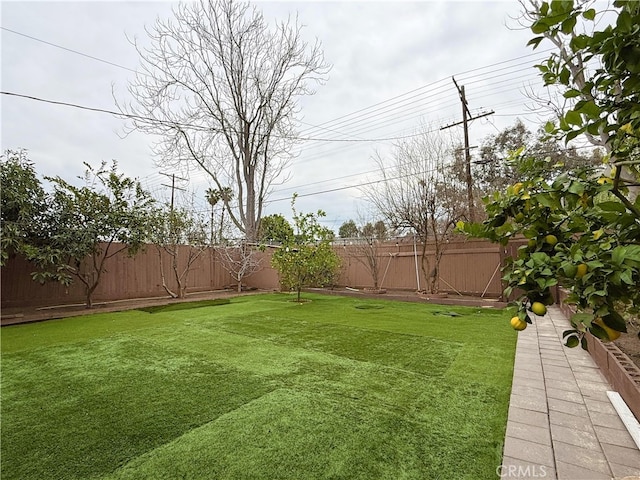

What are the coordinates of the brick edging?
(558, 297, 640, 421)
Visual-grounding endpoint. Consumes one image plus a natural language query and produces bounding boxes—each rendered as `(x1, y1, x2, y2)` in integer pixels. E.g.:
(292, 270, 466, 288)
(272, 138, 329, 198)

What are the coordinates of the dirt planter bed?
(558, 299, 640, 421)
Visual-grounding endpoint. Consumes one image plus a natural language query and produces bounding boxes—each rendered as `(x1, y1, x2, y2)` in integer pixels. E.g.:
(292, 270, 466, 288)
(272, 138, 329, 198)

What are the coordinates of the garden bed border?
(557, 291, 640, 421)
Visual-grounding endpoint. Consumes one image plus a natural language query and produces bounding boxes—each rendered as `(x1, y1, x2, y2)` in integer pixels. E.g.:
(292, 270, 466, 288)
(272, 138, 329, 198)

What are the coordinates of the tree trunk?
(85, 281, 99, 309)
(158, 247, 178, 298)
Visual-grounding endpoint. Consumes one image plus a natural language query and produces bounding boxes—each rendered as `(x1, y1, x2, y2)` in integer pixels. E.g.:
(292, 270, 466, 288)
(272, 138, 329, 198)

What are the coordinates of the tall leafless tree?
(363, 129, 466, 294)
(119, 0, 330, 242)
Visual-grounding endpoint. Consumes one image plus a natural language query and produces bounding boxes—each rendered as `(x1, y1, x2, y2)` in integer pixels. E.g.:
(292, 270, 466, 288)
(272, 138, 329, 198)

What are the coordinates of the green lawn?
(1, 293, 516, 480)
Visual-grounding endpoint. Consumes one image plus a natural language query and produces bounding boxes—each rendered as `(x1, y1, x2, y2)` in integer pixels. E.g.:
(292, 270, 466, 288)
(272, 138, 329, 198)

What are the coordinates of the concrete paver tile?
(590, 411, 628, 429)
(550, 423, 601, 451)
(549, 410, 596, 433)
(548, 397, 588, 415)
(515, 355, 542, 366)
(574, 370, 608, 383)
(546, 387, 585, 404)
(555, 461, 612, 479)
(544, 364, 574, 375)
(539, 345, 566, 354)
(581, 389, 614, 403)
(500, 456, 556, 479)
(508, 406, 550, 429)
(552, 440, 611, 475)
(594, 425, 638, 449)
(512, 376, 546, 391)
(516, 371, 545, 382)
(541, 358, 569, 369)
(609, 461, 640, 479)
(511, 393, 548, 414)
(539, 350, 566, 359)
(507, 420, 552, 446)
(584, 398, 617, 415)
(572, 365, 605, 375)
(576, 379, 611, 393)
(516, 362, 544, 374)
(511, 385, 548, 401)
(544, 369, 576, 381)
(601, 443, 640, 469)
(503, 437, 555, 467)
(545, 378, 580, 393)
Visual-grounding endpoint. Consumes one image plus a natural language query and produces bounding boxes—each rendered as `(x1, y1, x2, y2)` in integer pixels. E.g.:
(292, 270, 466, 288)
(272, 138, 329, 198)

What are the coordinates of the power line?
(3, 24, 552, 151)
(1, 91, 445, 143)
(266, 165, 442, 204)
(3, 24, 547, 145)
(0, 27, 140, 75)
(298, 48, 553, 137)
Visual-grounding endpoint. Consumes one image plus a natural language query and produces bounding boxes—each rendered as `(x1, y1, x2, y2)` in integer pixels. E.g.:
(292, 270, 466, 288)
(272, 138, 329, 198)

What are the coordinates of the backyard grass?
(1, 293, 516, 479)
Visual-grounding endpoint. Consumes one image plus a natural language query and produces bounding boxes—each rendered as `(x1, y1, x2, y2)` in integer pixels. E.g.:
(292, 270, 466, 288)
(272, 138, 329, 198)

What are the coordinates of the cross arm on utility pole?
(160, 172, 188, 212)
(440, 110, 495, 131)
(439, 77, 495, 222)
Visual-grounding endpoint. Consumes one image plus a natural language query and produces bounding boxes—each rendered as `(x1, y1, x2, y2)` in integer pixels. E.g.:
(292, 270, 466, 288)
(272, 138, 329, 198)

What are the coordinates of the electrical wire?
(3, 26, 576, 211)
(2, 24, 551, 146)
(1, 91, 451, 143)
(0, 26, 141, 74)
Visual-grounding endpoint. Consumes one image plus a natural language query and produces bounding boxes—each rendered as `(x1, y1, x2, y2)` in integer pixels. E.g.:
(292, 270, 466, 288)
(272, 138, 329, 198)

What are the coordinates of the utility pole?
(160, 172, 188, 211)
(441, 77, 494, 222)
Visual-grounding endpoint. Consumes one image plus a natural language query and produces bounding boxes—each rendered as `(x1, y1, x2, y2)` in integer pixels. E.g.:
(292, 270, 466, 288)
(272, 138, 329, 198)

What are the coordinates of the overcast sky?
(2, 0, 556, 232)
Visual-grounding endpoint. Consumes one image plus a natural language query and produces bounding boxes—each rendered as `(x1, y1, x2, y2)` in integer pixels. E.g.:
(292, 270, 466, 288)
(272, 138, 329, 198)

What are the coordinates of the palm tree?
(205, 187, 234, 244)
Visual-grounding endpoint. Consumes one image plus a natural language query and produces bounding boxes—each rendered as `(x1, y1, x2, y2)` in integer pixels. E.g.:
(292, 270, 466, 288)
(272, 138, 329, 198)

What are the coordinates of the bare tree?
(119, 0, 330, 242)
(218, 241, 262, 292)
(363, 129, 466, 294)
(150, 205, 209, 299)
(350, 219, 388, 290)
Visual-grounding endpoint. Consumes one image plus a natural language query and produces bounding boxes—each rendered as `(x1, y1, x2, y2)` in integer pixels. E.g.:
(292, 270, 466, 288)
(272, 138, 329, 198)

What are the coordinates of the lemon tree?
(271, 196, 341, 303)
(460, 1, 640, 346)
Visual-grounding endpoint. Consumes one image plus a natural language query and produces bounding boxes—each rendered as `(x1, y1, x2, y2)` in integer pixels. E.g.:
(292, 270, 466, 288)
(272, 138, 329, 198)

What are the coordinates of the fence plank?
(1, 238, 506, 308)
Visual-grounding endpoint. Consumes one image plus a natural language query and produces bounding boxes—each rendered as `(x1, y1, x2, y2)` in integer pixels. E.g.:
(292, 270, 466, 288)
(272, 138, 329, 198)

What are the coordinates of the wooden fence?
(1, 238, 508, 308)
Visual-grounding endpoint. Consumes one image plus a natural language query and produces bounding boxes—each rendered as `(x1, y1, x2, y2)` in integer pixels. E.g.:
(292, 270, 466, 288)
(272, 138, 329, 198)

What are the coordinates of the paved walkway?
(501, 306, 640, 479)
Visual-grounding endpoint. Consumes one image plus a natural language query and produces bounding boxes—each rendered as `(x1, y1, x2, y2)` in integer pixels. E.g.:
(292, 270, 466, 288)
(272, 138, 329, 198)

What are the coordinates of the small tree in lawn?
(150, 204, 209, 298)
(271, 196, 341, 302)
(28, 161, 154, 308)
(218, 240, 263, 292)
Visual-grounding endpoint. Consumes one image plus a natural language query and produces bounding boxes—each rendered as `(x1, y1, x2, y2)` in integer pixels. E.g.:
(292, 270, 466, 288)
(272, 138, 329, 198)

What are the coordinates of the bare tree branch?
(118, 0, 330, 241)
(362, 127, 466, 293)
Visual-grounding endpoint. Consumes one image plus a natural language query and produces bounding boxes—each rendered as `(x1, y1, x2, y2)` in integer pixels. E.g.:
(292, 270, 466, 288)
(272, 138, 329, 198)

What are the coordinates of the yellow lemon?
(597, 176, 613, 185)
(545, 234, 558, 246)
(510, 316, 527, 331)
(531, 302, 547, 316)
(575, 263, 588, 279)
(593, 318, 621, 342)
(513, 182, 524, 194)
